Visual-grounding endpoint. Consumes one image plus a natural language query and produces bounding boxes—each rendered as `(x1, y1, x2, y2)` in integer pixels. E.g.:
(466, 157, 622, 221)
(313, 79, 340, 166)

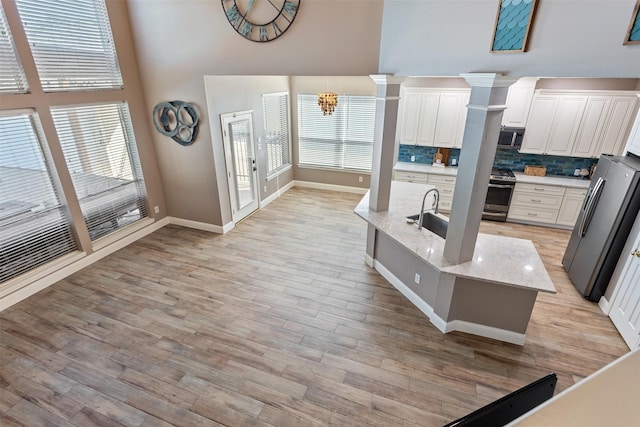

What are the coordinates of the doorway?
(220, 111, 259, 222)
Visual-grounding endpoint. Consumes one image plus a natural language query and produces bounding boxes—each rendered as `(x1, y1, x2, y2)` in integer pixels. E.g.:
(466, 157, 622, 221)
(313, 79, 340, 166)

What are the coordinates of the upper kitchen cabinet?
(502, 78, 538, 128)
(624, 103, 640, 157)
(398, 88, 470, 148)
(521, 90, 639, 158)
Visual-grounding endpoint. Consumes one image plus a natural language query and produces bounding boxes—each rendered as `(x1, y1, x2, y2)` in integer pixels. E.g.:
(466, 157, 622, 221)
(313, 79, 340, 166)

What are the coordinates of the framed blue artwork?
(491, 0, 539, 53)
(624, 0, 640, 45)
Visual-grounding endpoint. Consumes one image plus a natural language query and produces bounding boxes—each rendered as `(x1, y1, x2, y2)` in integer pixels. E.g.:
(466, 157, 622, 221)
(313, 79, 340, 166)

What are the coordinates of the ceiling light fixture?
(318, 92, 338, 116)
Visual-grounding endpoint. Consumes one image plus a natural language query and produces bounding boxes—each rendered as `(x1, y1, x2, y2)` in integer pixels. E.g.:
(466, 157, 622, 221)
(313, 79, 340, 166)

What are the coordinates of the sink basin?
(406, 213, 448, 239)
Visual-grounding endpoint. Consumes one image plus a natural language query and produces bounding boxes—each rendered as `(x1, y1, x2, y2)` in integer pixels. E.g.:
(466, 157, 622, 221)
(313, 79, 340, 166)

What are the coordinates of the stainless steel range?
(483, 168, 516, 222)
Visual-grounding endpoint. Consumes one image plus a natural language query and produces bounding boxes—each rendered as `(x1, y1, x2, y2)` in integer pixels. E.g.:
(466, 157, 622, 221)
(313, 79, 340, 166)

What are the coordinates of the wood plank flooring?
(0, 188, 629, 426)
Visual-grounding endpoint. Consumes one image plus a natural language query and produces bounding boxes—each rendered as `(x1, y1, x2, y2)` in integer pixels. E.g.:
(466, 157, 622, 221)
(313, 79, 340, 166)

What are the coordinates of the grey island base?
(355, 181, 556, 345)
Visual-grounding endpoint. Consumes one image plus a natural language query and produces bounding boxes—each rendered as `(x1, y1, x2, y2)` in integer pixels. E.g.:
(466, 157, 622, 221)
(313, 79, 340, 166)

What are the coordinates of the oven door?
(484, 182, 515, 214)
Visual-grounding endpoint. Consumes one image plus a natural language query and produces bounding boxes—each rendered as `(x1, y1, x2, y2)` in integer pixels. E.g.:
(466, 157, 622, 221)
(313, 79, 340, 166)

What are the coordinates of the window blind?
(0, 112, 77, 283)
(51, 102, 147, 241)
(0, 5, 28, 94)
(263, 92, 291, 177)
(15, 0, 123, 92)
(298, 94, 376, 171)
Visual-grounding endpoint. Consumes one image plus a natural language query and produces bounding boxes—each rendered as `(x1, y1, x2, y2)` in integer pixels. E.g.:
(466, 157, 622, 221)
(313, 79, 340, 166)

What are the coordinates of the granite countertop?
(355, 181, 556, 294)
(395, 162, 591, 189)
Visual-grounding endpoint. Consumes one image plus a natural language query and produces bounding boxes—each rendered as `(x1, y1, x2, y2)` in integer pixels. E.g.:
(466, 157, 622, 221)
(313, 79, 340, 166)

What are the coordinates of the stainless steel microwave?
(497, 127, 525, 149)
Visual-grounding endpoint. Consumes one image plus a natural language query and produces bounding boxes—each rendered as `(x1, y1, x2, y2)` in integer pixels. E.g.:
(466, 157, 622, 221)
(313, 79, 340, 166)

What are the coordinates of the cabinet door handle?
(533, 188, 545, 192)
(527, 213, 538, 217)
(531, 199, 542, 203)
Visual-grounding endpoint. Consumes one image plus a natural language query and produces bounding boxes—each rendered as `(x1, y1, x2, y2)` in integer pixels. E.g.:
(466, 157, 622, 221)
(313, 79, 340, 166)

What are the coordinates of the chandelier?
(318, 92, 338, 116)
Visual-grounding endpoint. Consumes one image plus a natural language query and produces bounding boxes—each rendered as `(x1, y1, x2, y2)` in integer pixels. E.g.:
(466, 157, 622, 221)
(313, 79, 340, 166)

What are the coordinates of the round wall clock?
(221, 0, 300, 42)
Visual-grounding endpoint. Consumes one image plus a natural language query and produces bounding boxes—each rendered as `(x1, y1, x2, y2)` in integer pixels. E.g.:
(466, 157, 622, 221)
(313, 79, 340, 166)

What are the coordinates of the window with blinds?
(262, 92, 291, 177)
(51, 102, 147, 241)
(0, 5, 28, 94)
(0, 112, 77, 283)
(298, 94, 376, 171)
(14, 0, 123, 92)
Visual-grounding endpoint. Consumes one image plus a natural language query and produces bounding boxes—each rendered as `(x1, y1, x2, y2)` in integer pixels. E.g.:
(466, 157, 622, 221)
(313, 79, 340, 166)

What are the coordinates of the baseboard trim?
(259, 181, 296, 209)
(168, 217, 230, 234)
(598, 296, 611, 315)
(364, 253, 374, 268)
(293, 180, 368, 194)
(0, 218, 168, 311)
(372, 259, 526, 345)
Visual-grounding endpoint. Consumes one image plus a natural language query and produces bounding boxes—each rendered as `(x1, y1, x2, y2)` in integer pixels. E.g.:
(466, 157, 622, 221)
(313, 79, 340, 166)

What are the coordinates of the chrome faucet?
(418, 188, 440, 230)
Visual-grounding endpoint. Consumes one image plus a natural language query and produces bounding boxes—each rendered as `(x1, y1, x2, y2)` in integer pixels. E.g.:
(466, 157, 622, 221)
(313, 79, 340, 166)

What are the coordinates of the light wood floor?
(0, 188, 629, 426)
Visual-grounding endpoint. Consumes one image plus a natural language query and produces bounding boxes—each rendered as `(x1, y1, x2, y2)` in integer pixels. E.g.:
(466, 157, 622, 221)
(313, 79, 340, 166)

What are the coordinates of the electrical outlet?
(574, 169, 580, 176)
(410, 155, 416, 162)
(153, 206, 159, 214)
(358, 176, 363, 183)
(414, 273, 420, 284)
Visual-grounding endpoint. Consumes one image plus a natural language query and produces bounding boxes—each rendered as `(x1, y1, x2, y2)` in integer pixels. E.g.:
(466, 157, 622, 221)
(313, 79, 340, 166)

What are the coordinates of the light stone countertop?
(355, 181, 556, 294)
(394, 161, 591, 188)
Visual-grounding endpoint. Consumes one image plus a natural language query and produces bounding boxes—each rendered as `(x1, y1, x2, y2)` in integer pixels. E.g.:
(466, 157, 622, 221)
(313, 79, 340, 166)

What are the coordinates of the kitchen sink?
(406, 213, 448, 239)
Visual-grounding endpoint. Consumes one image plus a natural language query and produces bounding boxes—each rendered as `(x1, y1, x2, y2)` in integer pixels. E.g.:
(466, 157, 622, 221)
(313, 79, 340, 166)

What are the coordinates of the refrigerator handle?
(579, 177, 605, 237)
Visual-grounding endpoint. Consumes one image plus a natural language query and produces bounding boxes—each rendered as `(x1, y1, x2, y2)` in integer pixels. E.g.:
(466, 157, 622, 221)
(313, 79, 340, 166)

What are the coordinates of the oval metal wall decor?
(153, 101, 200, 146)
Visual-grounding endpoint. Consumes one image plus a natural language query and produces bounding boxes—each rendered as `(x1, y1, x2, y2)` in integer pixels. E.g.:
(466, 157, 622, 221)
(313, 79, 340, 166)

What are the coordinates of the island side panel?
(365, 224, 376, 267)
(374, 231, 440, 310)
(447, 277, 538, 335)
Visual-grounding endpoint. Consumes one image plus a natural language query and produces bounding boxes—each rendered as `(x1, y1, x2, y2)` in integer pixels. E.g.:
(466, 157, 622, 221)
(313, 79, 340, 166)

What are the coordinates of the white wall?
(379, 0, 640, 78)
(126, 0, 383, 226)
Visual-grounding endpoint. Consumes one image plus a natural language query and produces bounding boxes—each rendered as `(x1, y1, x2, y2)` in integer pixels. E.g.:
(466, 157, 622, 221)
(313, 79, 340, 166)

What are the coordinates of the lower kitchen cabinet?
(507, 183, 565, 225)
(393, 170, 456, 212)
(556, 187, 588, 227)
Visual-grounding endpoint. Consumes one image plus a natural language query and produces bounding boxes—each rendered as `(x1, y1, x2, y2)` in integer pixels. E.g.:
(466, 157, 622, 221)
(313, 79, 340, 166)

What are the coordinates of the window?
(51, 102, 147, 240)
(0, 112, 77, 283)
(262, 92, 291, 177)
(15, 0, 123, 92)
(298, 94, 376, 171)
(0, 5, 28, 94)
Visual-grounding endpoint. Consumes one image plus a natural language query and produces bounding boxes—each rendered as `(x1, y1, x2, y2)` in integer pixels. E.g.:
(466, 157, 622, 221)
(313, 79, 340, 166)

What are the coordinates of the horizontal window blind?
(15, 0, 123, 92)
(263, 92, 291, 177)
(0, 112, 76, 283)
(0, 5, 28, 94)
(51, 102, 147, 241)
(298, 94, 376, 171)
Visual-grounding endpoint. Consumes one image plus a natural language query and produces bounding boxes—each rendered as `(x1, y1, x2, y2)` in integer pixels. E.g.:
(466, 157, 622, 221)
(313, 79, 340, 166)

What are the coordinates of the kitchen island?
(355, 181, 556, 345)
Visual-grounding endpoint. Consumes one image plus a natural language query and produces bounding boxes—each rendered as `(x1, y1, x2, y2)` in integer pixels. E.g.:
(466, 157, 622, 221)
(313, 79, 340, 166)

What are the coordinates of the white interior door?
(221, 111, 259, 222)
(609, 229, 640, 350)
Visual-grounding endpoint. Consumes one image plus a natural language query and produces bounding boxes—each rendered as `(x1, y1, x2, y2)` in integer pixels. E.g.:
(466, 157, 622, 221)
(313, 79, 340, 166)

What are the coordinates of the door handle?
(579, 177, 605, 237)
(251, 158, 257, 172)
(633, 249, 640, 257)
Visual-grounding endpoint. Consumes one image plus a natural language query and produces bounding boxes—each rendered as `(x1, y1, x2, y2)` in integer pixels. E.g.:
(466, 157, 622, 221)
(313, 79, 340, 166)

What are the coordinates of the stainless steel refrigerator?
(562, 154, 640, 301)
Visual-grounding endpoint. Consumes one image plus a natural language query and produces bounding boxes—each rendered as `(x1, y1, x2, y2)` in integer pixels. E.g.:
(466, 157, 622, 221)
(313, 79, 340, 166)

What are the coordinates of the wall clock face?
(221, 0, 300, 42)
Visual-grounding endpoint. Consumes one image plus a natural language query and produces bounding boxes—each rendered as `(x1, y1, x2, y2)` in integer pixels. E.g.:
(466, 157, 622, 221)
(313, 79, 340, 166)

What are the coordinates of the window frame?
(262, 91, 292, 180)
(297, 93, 376, 173)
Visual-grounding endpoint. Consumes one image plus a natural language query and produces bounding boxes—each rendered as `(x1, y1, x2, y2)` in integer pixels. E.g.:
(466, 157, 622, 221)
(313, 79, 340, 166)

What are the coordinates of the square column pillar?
(368, 75, 404, 212)
(443, 73, 518, 264)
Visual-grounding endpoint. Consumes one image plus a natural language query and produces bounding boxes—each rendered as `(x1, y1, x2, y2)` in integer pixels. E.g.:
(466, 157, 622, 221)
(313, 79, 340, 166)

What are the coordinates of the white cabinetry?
(556, 187, 588, 227)
(521, 90, 639, 158)
(393, 169, 456, 212)
(624, 104, 640, 156)
(399, 88, 470, 148)
(508, 183, 565, 224)
(502, 77, 537, 127)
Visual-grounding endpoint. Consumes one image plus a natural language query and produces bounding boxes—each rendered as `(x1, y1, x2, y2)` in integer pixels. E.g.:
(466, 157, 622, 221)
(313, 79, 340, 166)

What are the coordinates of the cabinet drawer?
(565, 187, 588, 199)
(428, 174, 457, 186)
(394, 171, 428, 184)
(438, 199, 453, 212)
(511, 192, 564, 209)
(508, 206, 559, 223)
(515, 182, 566, 196)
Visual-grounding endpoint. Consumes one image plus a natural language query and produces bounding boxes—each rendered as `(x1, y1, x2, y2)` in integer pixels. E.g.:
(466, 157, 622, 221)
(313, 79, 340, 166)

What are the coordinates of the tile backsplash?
(398, 145, 598, 177)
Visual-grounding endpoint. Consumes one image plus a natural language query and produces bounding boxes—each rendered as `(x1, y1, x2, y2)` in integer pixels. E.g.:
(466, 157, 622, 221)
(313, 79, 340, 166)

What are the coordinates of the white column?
(443, 73, 518, 264)
(368, 74, 404, 212)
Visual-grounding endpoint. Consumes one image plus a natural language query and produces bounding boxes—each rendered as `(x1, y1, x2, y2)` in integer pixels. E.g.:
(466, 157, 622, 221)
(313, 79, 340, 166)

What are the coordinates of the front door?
(221, 111, 259, 222)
